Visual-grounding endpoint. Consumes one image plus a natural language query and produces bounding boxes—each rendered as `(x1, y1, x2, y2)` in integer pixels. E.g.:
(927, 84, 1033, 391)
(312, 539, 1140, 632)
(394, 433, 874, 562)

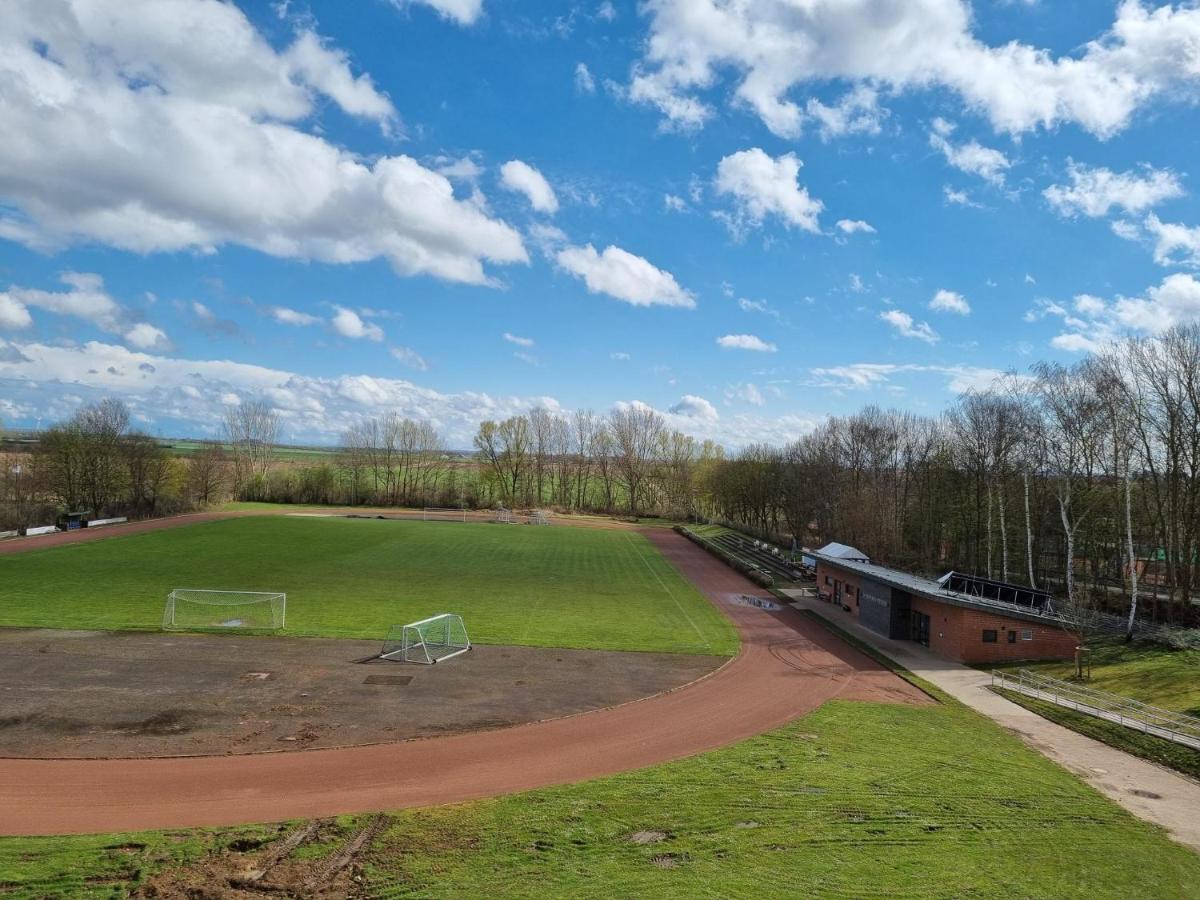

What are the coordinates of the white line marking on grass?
(624, 532, 712, 652)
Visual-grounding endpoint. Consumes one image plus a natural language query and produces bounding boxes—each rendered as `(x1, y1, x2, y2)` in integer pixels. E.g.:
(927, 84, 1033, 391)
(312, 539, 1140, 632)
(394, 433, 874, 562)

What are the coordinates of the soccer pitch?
(0, 516, 738, 655)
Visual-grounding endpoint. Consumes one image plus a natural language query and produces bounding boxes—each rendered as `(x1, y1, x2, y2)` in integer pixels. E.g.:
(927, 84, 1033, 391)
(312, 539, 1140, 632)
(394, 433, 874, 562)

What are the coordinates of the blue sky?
(2, 0, 1199, 447)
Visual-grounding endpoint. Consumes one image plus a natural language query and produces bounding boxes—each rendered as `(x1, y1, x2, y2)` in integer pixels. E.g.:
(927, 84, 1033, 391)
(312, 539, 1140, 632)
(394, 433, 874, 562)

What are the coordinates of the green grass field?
(0, 516, 737, 655)
(4, 696, 1198, 898)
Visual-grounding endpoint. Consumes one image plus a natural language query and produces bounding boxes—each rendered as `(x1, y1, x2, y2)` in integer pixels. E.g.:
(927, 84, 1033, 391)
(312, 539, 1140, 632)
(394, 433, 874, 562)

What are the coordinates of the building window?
(825, 575, 831, 586)
(1021, 629, 1033, 641)
(1007, 630, 1017, 644)
(982, 629, 998, 643)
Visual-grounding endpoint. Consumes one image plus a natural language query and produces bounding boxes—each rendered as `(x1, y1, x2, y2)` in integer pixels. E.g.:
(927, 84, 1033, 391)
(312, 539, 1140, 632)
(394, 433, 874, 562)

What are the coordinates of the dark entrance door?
(912, 611, 931, 647)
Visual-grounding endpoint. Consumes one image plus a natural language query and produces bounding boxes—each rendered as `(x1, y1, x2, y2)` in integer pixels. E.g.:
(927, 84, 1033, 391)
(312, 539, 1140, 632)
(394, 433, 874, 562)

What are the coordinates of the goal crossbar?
(163, 588, 287, 631)
(380, 613, 470, 664)
(422, 507, 468, 522)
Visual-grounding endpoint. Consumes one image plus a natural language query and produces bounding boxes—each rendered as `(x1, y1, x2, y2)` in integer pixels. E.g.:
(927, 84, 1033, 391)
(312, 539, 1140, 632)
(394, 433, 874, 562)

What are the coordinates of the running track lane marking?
(624, 531, 712, 653)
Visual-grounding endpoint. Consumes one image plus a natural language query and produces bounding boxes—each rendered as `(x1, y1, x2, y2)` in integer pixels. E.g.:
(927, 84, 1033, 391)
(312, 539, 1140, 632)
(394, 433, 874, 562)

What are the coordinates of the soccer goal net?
(530, 509, 551, 526)
(423, 507, 468, 522)
(162, 589, 287, 632)
(495, 506, 512, 524)
(380, 613, 470, 664)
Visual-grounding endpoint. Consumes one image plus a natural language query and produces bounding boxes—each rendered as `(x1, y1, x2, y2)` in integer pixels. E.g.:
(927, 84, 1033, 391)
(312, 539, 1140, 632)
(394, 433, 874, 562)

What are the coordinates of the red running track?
(0, 527, 928, 836)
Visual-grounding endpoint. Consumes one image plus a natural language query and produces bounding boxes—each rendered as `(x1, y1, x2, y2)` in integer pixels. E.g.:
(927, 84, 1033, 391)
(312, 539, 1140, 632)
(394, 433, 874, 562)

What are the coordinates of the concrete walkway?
(784, 590, 1200, 852)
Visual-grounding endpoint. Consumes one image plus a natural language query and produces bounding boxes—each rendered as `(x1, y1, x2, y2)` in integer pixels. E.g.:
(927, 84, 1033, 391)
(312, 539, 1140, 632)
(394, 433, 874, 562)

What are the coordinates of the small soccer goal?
(423, 507, 468, 522)
(379, 613, 470, 664)
(495, 506, 512, 524)
(162, 589, 286, 632)
(530, 509, 551, 526)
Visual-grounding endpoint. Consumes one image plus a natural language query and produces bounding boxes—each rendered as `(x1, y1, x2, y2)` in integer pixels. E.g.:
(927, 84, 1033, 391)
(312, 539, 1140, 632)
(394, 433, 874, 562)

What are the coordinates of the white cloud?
(610, 351, 631, 361)
(331, 306, 384, 342)
(403, 0, 485, 26)
(669, 394, 719, 421)
(836, 219, 876, 235)
(943, 186, 982, 208)
(1025, 274, 1037, 285)
(0, 294, 33, 330)
(1144, 214, 1200, 268)
(0, 272, 168, 348)
(499, 160, 559, 214)
(630, 0, 1200, 138)
(929, 289, 971, 315)
(1035, 274, 1200, 349)
(390, 345, 428, 371)
(663, 194, 688, 213)
(123, 322, 170, 350)
(929, 125, 1011, 186)
(503, 332, 534, 347)
(880, 309, 939, 343)
(713, 149, 823, 235)
(556, 244, 695, 308)
(574, 62, 596, 94)
(716, 333, 777, 352)
(271, 306, 322, 327)
(849, 274, 866, 294)
(805, 86, 886, 141)
(809, 362, 1009, 395)
(1044, 162, 1184, 218)
(0, 1, 527, 285)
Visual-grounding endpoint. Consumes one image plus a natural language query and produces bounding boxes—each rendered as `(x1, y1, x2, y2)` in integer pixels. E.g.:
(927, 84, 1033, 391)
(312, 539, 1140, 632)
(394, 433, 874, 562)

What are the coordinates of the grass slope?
(993, 638, 1200, 715)
(0, 516, 737, 655)
(4, 698, 1199, 898)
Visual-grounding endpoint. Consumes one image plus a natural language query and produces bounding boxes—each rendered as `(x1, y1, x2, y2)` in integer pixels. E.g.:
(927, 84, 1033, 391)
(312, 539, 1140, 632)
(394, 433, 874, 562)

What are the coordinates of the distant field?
(5, 698, 1199, 897)
(0, 516, 737, 655)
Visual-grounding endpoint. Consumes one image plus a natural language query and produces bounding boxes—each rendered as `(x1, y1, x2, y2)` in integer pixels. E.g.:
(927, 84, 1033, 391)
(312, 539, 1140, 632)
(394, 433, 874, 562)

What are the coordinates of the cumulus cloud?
(503, 332, 535, 347)
(836, 219, 876, 235)
(1042, 274, 1200, 349)
(1044, 162, 1184, 218)
(1144, 214, 1200, 267)
(805, 86, 886, 141)
(272, 306, 322, 326)
(929, 121, 1011, 186)
(809, 362, 1010, 395)
(669, 394, 719, 421)
(0, 272, 169, 348)
(499, 160, 559, 214)
(629, 0, 1200, 138)
(0, 0, 527, 285)
(716, 333, 777, 352)
(556, 244, 695, 308)
(331, 306, 384, 341)
(929, 289, 971, 315)
(713, 149, 823, 236)
(725, 382, 765, 406)
(880, 309, 939, 343)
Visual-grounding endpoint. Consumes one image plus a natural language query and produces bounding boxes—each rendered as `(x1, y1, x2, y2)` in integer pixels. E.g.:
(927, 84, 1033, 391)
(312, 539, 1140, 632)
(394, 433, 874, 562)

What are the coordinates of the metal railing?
(991, 668, 1200, 751)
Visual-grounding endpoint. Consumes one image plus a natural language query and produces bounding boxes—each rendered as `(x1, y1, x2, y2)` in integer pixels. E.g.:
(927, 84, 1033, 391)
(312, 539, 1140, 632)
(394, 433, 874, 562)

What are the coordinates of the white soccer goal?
(530, 509, 551, 526)
(423, 507, 468, 522)
(162, 589, 286, 632)
(379, 613, 470, 664)
(495, 506, 512, 524)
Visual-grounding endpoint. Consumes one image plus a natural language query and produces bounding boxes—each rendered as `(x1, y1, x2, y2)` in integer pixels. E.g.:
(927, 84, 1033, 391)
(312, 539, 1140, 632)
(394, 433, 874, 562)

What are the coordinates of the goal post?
(162, 589, 287, 632)
(422, 507, 468, 522)
(380, 613, 470, 664)
(495, 506, 512, 524)
(531, 509, 551, 526)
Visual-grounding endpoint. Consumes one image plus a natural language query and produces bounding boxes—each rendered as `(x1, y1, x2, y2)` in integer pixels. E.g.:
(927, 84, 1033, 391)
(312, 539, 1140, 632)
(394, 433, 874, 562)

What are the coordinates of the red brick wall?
(815, 561, 862, 622)
(816, 561, 1076, 664)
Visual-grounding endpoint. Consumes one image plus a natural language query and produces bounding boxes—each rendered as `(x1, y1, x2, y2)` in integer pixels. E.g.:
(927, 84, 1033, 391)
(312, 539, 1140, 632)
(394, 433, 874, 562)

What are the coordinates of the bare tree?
(223, 400, 280, 496)
(609, 405, 665, 517)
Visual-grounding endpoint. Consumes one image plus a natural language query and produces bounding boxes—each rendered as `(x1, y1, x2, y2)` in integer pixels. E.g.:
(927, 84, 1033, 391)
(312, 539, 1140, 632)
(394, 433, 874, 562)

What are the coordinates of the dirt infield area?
(0, 629, 724, 758)
(0, 529, 930, 836)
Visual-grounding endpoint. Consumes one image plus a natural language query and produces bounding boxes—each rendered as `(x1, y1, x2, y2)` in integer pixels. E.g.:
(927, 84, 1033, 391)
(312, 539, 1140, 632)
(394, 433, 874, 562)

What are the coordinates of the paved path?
(0, 531, 926, 836)
(785, 591, 1200, 852)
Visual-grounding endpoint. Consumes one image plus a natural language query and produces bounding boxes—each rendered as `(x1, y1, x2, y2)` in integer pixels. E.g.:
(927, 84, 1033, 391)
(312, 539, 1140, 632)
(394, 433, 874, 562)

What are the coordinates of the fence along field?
(0, 515, 738, 655)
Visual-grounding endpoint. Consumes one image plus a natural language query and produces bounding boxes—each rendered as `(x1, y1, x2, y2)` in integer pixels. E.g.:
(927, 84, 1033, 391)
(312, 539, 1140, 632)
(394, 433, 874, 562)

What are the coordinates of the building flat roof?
(813, 552, 1070, 627)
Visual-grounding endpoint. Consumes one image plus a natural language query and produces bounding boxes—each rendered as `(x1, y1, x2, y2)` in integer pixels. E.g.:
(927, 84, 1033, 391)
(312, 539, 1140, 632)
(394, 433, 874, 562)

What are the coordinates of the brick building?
(814, 551, 1079, 664)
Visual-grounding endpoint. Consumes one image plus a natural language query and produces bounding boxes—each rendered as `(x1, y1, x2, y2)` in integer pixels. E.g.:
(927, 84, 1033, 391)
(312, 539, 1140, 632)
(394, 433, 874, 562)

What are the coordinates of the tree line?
(4, 325, 1199, 630)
